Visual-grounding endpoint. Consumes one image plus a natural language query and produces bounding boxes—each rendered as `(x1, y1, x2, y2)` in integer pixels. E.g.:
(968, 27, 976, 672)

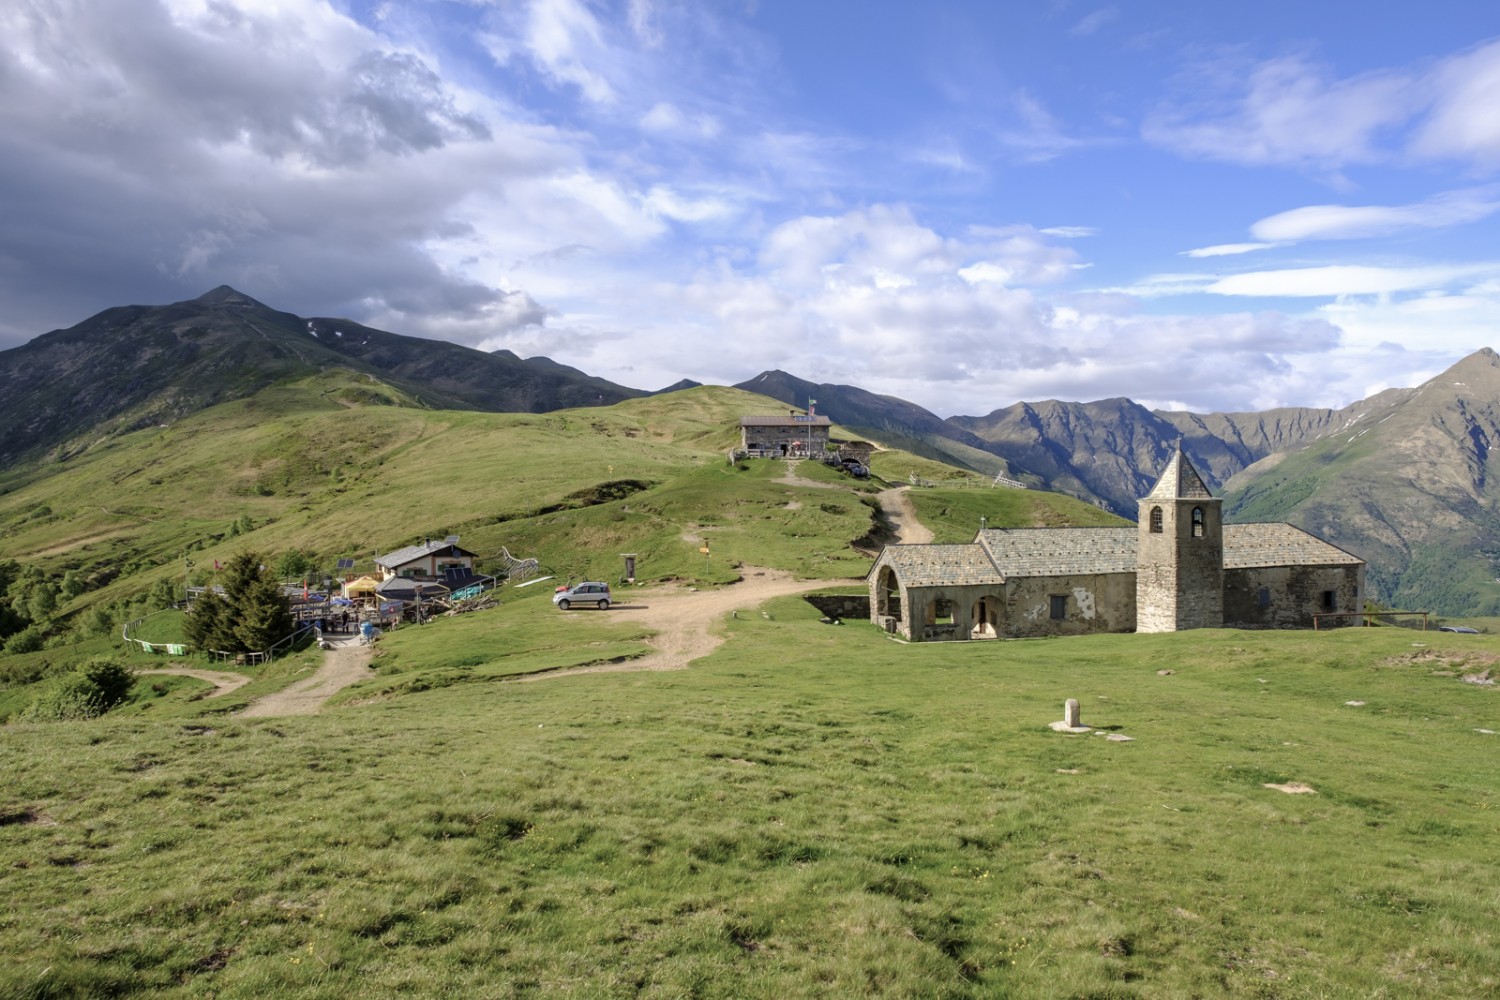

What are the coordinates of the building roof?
(872, 544, 1006, 587)
(374, 540, 477, 569)
(1146, 447, 1214, 500)
(738, 415, 833, 428)
(978, 527, 1138, 576)
(879, 520, 1361, 588)
(1222, 523, 1363, 568)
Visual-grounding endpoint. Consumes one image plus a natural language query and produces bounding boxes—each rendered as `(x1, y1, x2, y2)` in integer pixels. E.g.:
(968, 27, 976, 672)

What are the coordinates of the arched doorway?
(970, 595, 999, 638)
(875, 566, 901, 622)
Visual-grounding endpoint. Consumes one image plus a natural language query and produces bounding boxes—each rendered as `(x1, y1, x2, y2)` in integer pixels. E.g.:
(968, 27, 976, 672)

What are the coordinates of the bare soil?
(875, 486, 934, 544)
(136, 667, 251, 699)
(240, 636, 374, 717)
(522, 567, 842, 681)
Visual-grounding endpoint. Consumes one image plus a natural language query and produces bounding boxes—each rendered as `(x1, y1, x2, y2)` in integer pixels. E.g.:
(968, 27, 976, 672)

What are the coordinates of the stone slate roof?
(878, 521, 1362, 588)
(1147, 448, 1214, 500)
(978, 527, 1137, 576)
(872, 544, 1006, 586)
(374, 540, 477, 569)
(739, 415, 833, 427)
(1222, 523, 1362, 568)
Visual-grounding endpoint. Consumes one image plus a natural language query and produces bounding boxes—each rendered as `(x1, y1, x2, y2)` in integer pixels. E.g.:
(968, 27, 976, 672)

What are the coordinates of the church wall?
(1004, 572, 1136, 638)
(1223, 565, 1364, 629)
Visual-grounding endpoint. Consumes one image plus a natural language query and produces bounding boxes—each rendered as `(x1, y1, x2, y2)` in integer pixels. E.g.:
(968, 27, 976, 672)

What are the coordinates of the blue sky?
(5, 1, 1500, 415)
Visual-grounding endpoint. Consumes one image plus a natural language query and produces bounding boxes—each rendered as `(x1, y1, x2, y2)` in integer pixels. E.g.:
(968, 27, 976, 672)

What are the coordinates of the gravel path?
(239, 636, 374, 717)
(875, 486, 934, 544)
(521, 567, 839, 681)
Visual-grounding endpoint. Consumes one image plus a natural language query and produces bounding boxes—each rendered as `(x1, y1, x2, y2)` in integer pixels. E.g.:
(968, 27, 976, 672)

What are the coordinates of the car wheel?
(558, 599, 570, 610)
(598, 599, 610, 610)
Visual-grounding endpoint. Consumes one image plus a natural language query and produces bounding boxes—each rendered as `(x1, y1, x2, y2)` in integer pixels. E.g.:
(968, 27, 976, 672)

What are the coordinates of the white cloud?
(1069, 6, 1120, 37)
(1206, 263, 1500, 298)
(1250, 188, 1500, 242)
(1144, 53, 1415, 170)
(1039, 226, 1098, 239)
(1183, 242, 1279, 258)
(1411, 38, 1500, 167)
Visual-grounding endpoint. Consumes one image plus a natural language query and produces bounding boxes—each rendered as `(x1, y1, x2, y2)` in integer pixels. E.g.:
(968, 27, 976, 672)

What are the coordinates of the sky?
(5, 1, 1500, 417)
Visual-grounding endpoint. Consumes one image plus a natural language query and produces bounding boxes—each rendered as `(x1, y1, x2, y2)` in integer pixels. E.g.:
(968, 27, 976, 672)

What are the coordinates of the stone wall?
(1004, 572, 1137, 638)
(804, 594, 871, 621)
(1136, 498, 1224, 632)
(1224, 564, 1364, 629)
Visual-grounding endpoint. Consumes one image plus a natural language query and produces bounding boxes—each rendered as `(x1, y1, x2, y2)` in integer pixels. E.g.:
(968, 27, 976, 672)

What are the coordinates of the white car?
(553, 581, 612, 610)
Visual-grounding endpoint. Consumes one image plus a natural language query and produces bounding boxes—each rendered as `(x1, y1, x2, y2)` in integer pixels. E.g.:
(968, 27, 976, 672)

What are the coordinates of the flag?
(303, 579, 309, 600)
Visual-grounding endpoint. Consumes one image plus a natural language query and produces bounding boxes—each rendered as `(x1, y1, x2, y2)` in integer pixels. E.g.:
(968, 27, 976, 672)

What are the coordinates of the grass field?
(4, 594, 1499, 998)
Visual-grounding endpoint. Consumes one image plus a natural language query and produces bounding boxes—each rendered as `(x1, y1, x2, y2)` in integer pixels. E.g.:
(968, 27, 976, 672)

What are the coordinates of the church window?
(1149, 507, 1163, 533)
(1258, 587, 1271, 608)
(1321, 589, 1337, 611)
(1049, 595, 1067, 620)
(1191, 507, 1205, 538)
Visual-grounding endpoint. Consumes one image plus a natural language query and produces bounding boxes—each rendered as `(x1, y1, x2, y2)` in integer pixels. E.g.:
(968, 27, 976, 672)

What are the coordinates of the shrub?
(20, 657, 135, 722)
(3, 624, 46, 655)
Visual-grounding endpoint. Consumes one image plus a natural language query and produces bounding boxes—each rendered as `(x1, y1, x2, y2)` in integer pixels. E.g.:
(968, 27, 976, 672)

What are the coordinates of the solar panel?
(445, 535, 460, 544)
(444, 567, 467, 583)
(336, 558, 356, 570)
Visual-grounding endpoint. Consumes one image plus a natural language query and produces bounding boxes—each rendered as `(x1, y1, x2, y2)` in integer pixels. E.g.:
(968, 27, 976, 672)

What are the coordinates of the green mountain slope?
(1224, 348, 1500, 614)
(0, 286, 643, 468)
(0, 378, 1118, 644)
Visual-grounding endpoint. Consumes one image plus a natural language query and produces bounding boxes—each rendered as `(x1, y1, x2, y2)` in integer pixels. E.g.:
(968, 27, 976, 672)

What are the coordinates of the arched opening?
(1149, 506, 1163, 533)
(970, 596, 999, 638)
(1191, 506, 1205, 538)
(875, 566, 901, 621)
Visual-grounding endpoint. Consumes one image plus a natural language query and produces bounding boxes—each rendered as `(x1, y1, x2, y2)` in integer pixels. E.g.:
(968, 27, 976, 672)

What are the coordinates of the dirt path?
(772, 459, 841, 490)
(876, 486, 934, 544)
(521, 567, 841, 682)
(136, 667, 251, 698)
(240, 636, 375, 717)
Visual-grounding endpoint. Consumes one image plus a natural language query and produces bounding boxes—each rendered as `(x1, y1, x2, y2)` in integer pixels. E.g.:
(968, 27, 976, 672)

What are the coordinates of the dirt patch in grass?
(1265, 782, 1317, 795)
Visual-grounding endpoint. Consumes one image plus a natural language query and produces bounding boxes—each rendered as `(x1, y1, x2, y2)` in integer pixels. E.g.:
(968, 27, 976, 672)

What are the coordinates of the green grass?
(3, 601, 1499, 998)
(907, 486, 1127, 543)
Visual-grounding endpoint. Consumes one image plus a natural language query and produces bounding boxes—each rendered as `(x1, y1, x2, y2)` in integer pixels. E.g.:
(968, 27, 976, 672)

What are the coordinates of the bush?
(20, 658, 135, 722)
(3, 624, 46, 654)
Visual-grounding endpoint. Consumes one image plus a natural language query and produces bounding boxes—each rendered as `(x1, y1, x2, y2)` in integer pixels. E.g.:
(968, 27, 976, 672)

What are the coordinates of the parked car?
(553, 581, 612, 610)
(1438, 625, 1480, 633)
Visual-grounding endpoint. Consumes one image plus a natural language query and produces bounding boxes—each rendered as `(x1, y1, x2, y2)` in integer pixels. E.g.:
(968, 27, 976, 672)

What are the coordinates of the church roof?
(1222, 523, 1363, 568)
(871, 544, 1006, 586)
(1146, 447, 1214, 500)
(978, 527, 1136, 576)
(878, 520, 1361, 588)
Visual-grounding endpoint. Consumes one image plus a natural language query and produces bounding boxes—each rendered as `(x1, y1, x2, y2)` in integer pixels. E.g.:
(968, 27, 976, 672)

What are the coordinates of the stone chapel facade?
(867, 449, 1365, 641)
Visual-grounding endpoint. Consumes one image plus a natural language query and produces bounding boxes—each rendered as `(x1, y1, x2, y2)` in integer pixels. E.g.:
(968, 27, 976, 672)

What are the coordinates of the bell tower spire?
(1136, 446, 1223, 632)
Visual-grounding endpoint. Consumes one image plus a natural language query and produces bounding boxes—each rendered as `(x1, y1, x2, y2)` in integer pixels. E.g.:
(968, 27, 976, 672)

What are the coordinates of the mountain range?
(3, 287, 1498, 614)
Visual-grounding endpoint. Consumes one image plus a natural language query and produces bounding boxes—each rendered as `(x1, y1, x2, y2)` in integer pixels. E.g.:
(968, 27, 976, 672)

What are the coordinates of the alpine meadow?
(3, 290, 1500, 997)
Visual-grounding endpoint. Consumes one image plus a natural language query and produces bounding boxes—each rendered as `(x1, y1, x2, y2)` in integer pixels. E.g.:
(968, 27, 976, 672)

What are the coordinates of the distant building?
(739, 403, 832, 458)
(374, 540, 478, 580)
(868, 449, 1365, 640)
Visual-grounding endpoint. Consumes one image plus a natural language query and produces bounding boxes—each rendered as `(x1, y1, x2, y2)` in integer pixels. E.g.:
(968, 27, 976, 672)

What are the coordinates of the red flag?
(303, 579, 309, 600)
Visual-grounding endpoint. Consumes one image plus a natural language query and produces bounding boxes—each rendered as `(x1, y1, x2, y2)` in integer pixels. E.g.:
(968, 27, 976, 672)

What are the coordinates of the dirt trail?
(772, 459, 841, 490)
(875, 486, 934, 544)
(522, 567, 839, 682)
(136, 667, 250, 698)
(240, 636, 374, 717)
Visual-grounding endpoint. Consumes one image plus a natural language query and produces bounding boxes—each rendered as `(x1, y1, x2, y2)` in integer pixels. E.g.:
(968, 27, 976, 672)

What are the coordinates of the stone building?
(868, 449, 1364, 640)
(739, 407, 832, 458)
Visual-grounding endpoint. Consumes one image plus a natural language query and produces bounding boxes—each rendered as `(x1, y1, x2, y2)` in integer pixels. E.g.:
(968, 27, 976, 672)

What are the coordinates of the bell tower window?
(1191, 506, 1205, 538)
(1149, 506, 1163, 533)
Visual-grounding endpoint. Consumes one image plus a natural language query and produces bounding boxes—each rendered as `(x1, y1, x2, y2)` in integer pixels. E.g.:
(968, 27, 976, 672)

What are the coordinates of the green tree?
(187, 552, 294, 654)
(26, 583, 57, 623)
(275, 549, 315, 583)
(60, 570, 87, 600)
(147, 577, 180, 610)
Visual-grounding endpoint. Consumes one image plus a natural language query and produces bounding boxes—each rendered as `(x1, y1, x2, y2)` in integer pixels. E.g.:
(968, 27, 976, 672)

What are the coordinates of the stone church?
(867, 449, 1365, 641)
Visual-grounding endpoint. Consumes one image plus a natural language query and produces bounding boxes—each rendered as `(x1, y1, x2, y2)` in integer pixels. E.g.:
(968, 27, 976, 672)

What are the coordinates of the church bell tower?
(1135, 447, 1223, 632)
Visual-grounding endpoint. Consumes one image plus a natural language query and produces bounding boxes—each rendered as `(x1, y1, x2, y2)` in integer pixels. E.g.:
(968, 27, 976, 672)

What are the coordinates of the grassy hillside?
(0, 376, 1130, 642)
(4, 602, 1499, 997)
